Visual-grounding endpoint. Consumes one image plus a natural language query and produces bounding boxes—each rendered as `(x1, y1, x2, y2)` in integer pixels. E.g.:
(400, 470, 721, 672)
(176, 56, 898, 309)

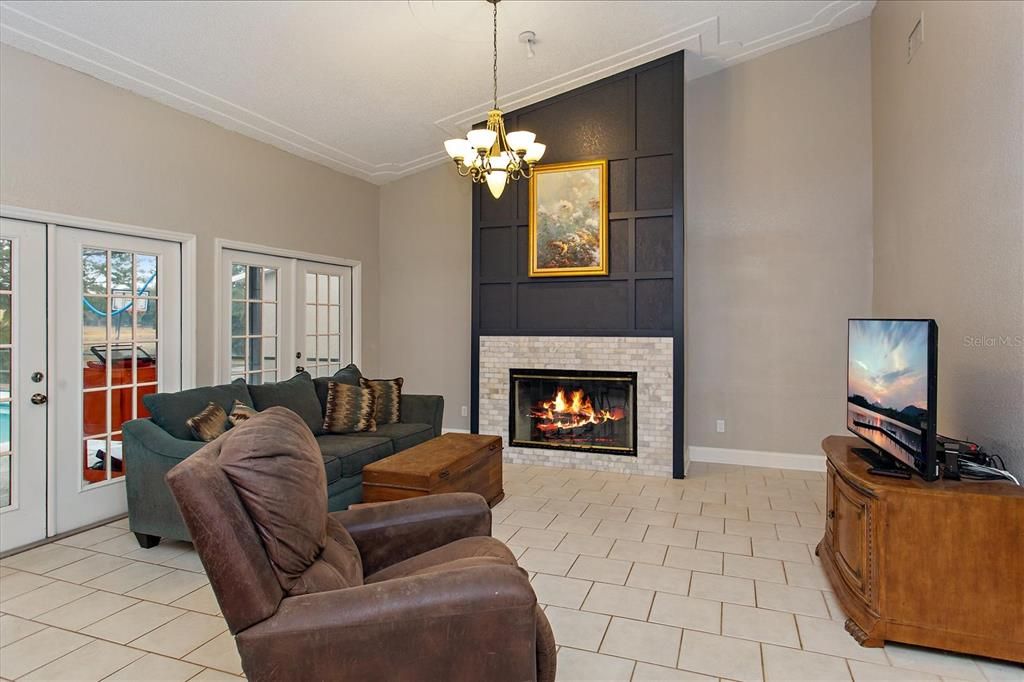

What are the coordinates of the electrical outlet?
(461, 405, 469, 417)
(716, 419, 726, 433)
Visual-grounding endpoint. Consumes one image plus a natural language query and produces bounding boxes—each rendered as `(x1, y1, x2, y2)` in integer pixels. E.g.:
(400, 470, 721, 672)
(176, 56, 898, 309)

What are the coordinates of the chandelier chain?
(442, 0, 544, 197)
(492, 0, 498, 109)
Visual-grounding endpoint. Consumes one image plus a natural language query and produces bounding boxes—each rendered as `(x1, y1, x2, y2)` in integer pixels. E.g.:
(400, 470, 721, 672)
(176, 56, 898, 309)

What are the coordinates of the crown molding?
(433, 1, 873, 140)
(0, 1, 872, 185)
(432, 18, 714, 140)
(0, 3, 382, 181)
(720, 0, 872, 66)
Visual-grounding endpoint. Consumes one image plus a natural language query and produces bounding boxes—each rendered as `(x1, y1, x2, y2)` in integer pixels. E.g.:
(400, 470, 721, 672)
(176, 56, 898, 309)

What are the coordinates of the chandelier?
(443, 0, 545, 199)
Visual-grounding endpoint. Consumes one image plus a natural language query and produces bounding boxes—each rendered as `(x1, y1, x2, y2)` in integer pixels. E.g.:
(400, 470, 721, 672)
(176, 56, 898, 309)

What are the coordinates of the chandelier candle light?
(443, 0, 545, 199)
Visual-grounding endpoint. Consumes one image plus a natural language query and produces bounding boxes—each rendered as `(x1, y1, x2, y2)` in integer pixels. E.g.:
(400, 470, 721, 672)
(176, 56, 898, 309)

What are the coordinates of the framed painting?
(528, 159, 608, 277)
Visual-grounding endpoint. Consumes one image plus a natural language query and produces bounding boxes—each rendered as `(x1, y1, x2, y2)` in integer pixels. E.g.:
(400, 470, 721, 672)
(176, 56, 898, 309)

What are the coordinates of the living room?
(0, 1, 1021, 680)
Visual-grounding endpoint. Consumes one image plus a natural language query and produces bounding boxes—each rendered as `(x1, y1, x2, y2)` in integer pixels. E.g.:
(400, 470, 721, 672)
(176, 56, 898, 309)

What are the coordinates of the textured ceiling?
(0, 0, 874, 183)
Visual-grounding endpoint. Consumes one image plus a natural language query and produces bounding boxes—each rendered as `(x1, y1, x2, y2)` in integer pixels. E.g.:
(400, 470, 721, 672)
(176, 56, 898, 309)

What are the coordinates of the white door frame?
(213, 238, 362, 381)
(1, 204, 197, 537)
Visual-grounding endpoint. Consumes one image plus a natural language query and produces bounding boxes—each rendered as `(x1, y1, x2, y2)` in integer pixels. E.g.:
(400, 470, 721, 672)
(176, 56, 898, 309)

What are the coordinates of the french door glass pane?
(0, 239, 11, 508)
(230, 263, 280, 385)
(81, 248, 159, 485)
(135, 299, 157, 340)
(137, 254, 157, 296)
(304, 272, 344, 378)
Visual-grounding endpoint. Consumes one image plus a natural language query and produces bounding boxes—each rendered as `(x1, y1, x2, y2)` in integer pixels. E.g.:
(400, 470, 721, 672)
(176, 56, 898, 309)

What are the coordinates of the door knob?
(31, 393, 48, 405)
(295, 365, 305, 373)
(31, 371, 44, 383)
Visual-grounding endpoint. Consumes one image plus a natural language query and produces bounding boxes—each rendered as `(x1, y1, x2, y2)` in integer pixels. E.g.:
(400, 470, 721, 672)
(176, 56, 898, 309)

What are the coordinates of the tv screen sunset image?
(848, 319, 931, 468)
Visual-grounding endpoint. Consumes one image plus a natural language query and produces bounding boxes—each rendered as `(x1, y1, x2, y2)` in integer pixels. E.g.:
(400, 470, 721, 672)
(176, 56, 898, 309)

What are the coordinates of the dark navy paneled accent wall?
(471, 51, 686, 477)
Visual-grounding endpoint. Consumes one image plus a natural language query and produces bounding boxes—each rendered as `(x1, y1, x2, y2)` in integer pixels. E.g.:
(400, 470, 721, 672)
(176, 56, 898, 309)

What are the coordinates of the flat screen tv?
(847, 319, 938, 480)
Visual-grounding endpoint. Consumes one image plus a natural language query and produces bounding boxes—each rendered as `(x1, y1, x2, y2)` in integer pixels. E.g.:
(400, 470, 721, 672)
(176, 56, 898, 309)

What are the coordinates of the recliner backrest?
(217, 407, 363, 596)
(167, 407, 363, 635)
(165, 433, 284, 634)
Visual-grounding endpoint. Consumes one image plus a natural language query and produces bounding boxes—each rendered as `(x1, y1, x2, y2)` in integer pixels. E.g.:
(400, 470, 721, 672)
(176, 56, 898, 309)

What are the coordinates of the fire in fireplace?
(509, 369, 637, 456)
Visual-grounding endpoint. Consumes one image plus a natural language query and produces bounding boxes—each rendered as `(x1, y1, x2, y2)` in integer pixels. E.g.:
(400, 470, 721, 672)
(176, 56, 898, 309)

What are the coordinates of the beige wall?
(685, 20, 874, 456)
(0, 44, 382, 383)
(375, 20, 877, 449)
(871, 2, 1024, 477)
(9, 7, 1016, 474)
(378, 164, 472, 430)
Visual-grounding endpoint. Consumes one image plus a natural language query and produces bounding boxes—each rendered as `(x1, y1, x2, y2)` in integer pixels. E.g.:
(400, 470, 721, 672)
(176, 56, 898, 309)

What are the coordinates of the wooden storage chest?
(362, 433, 504, 506)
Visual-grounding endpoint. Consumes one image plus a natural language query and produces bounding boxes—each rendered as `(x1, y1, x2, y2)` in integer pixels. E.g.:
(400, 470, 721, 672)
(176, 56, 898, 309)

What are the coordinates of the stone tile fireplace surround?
(479, 336, 673, 476)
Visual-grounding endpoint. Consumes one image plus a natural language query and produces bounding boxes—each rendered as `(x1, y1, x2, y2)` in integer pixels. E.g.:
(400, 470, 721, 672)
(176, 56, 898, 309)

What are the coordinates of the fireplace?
(509, 369, 637, 456)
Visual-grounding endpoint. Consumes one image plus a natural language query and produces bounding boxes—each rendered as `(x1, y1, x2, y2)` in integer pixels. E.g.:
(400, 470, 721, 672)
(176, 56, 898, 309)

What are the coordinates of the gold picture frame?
(528, 159, 609, 277)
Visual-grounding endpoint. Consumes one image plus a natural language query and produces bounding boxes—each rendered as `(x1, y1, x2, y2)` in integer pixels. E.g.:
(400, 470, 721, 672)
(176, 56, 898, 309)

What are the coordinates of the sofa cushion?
(320, 453, 343, 485)
(359, 377, 403, 425)
(248, 371, 324, 435)
(316, 434, 394, 477)
(187, 402, 229, 442)
(144, 378, 251, 441)
(313, 363, 363, 414)
(228, 399, 257, 427)
(347, 422, 434, 452)
(364, 536, 517, 584)
(323, 382, 377, 434)
(218, 407, 363, 596)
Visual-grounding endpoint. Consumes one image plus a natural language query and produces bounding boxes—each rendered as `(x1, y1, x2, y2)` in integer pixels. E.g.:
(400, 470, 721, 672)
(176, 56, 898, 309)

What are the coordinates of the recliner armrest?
(330, 493, 490, 576)
(235, 565, 538, 682)
(400, 393, 443, 436)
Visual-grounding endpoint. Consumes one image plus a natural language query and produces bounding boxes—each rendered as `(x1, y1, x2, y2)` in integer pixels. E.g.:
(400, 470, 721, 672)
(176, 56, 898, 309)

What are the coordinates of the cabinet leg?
(845, 618, 883, 647)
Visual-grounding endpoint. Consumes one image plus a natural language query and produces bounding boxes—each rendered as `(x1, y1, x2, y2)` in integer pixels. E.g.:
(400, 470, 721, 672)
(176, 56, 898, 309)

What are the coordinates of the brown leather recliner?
(165, 407, 555, 682)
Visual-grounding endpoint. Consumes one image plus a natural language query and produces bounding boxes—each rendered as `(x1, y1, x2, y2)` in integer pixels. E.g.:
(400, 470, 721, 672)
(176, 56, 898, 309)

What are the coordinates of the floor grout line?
(6, 465, 994, 682)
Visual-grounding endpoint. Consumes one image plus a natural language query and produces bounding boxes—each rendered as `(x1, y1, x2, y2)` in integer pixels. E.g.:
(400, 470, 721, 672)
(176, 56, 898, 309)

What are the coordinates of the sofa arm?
(123, 419, 204, 461)
(235, 564, 538, 682)
(400, 393, 443, 436)
(123, 419, 205, 544)
(330, 493, 490, 576)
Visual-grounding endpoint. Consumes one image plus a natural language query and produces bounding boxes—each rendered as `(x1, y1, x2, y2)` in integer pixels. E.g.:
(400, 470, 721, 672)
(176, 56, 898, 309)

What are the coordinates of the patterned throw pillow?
(228, 399, 258, 427)
(186, 402, 228, 442)
(323, 382, 377, 434)
(359, 377, 403, 425)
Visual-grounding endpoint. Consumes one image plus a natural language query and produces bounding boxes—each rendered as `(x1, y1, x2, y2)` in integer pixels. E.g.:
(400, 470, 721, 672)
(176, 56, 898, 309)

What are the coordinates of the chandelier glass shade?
(443, 0, 545, 198)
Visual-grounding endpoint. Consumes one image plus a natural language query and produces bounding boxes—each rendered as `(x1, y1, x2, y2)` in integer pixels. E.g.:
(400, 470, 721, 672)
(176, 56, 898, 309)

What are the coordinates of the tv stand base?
(819, 435, 1024, 663)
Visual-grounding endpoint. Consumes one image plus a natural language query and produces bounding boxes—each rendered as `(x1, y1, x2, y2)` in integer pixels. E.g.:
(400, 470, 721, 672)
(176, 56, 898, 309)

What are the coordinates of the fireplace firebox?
(509, 369, 637, 456)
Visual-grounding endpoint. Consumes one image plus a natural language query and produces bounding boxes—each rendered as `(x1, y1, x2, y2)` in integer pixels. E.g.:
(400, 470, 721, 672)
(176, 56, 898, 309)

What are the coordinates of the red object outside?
(82, 355, 157, 483)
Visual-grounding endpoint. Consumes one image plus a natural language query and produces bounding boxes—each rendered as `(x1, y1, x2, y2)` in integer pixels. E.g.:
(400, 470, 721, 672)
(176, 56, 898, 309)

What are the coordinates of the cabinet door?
(832, 474, 874, 602)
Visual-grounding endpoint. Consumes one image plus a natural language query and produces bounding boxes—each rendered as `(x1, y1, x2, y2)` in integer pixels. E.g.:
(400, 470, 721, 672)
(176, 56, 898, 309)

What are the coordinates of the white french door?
(296, 261, 353, 379)
(0, 215, 185, 551)
(51, 227, 182, 533)
(222, 251, 291, 385)
(221, 249, 353, 382)
(0, 219, 48, 552)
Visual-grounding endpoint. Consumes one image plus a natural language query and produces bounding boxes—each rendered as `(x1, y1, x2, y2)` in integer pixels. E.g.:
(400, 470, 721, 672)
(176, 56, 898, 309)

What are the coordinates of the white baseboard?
(442, 427, 471, 434)
(688, 446, 826, 472)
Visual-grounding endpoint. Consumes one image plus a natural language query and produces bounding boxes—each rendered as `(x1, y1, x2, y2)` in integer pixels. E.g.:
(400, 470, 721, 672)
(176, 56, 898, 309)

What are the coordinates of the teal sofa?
(123, 365, 443, 548)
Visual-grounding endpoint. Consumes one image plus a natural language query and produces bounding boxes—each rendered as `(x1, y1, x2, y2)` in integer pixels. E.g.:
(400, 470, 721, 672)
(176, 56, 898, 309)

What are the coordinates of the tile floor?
(1, 461, 1021, 681)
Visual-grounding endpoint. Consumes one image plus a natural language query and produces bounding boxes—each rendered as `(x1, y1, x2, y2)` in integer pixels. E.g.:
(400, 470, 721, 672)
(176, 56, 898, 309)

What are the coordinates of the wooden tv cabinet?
(818, 436, 1024, 663)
